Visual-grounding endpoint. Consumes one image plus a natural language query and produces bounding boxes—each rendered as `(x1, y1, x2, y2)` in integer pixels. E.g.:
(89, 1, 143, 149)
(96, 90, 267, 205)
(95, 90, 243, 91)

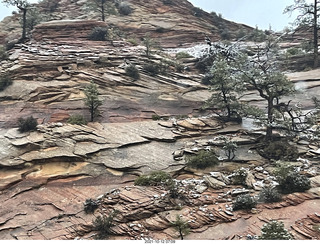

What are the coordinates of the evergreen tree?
(284, 0, 320, 68)
(171, 215, 190, 240)
(84, 81, 103, 122)
(2, 0, 30, 41)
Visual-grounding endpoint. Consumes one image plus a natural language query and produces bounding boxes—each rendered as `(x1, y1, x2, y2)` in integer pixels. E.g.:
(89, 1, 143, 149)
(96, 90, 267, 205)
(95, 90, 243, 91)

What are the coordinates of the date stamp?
(144, 240, 176, 244)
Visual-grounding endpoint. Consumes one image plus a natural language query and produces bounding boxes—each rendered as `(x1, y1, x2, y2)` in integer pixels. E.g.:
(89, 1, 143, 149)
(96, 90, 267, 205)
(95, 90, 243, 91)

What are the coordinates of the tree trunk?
(313, 0, 318, 68)
(179, 229, 184, 240)
(101, 0, 105, 21)
(266, 99, 274, 140)
(22, 8, 27, 41)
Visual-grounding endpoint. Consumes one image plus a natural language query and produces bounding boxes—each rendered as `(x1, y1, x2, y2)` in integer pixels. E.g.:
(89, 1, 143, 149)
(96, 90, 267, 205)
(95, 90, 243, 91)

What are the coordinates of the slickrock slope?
(0, 0, 251, 47)
(0, 0, 320, 241)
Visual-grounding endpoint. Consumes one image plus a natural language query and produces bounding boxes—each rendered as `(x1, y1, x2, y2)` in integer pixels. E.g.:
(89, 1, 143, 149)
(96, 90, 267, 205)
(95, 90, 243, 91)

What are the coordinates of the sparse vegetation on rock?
(84, 81, 103, 122)
(0, 73, 12, 91)
(232, 168, 248, 186)
(134, 171, 173, 187)
(84, 198, 99, 214)
(232, 194, 257, 211)
(125, 64, 140, 80)
(171, 215, 190, 240)
(67, 114, 87, 125)
(89, 27, 109, 41)
(18, 116, 38, 132)
(258, 186, 282, 203)
(274, 162, 311, 194)
(118, 2, 132, 15)
(261, 140, 299, 161)
(186, 150, 219, 169)
(93, 210, 118, 240)
(259, 220, 293, 240)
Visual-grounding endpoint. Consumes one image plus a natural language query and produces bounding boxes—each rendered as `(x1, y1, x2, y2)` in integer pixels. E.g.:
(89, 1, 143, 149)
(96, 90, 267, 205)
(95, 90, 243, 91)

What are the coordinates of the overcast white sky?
(0, 0, 305, 31)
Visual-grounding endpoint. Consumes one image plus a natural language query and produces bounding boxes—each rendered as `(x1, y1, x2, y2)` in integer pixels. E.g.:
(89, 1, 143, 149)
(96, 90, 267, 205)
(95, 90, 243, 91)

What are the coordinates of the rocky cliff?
(0, 0, 252, 47)
(0, 0, 320, 241)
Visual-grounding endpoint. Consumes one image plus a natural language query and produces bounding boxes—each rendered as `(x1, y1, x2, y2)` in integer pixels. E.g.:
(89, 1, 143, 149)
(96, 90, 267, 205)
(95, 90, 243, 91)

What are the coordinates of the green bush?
(193, 7, 203, 17)
(258, 186, 282, 203)
(261, 140, 299, 161)
(0, 73, 13, 91)
(143, 63, 160, 76)
(67, 114, 87, 125)
(162, 0, 173, 5)
(93, 211, 118, 240)
(278, 171, 311, 194)
(186, 150, 219, 169)
(286, 47, 303, 56)
(134, 171, 173, 186)
(118, 2, 132, 15)
(125, 64, 140, 80)
(232, 168, 248, 185)
(259, 221, 292, 240)
(84, 198, 99, 214)
(232, 194, 257, 211)
(89, 27, 108, 41)
(176, 52, 193, 59)
(0, 45, 8, 60)
(152, 114, 161, 120)
(18, 116, 38, 133)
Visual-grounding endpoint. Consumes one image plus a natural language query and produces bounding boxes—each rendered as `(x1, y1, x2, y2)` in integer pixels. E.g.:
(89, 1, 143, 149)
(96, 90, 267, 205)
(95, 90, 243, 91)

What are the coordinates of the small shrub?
(171, 215, 190, 240)
(232, 168, 248, 185)
(258, 186, 282, 203)
(278, 171, 311, 194)
(125, 64, 140, 80)
(127, 38, 138, 46)
(18, 116, 38, 133)
(193, 7, 203, 17)
(261, 140, 299, 161)
(0, 73, 13, 91)
(84, 198, 99, 214)
(152, 114, 161, 120)
(175, 52, 193, 59)
(186, 150, 219, 169)
(134, 171, 173, 187)
(286, 47, 303, 56)
(232, 194, 257, 211)
(89, 27, 108, 41)
(67, 114, 87, 125)
(93, 211, 118, 240)
(220, 29, 231, 40)
(162, 0, 173, 5)
(118, 2, 132, 15)
(0, 45, 8, 60)
(259, 221, 292, 240)
(222, 137, 237, 160)
(143, 63, 160, 76)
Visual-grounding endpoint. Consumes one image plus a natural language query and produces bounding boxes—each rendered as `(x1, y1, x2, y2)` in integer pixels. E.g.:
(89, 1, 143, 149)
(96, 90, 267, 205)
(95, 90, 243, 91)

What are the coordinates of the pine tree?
(84, 81, 103, 122)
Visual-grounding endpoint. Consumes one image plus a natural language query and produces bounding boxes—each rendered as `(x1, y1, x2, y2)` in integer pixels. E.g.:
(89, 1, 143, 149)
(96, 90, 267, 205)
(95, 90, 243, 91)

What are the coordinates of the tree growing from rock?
(87, 0, 116, 22)
(84, 81, 103, 122)
(284, 0, 320, 68)
(2, 0, 31, 41)
(171, 215, 190, 240)
(202, 54, 244, 121)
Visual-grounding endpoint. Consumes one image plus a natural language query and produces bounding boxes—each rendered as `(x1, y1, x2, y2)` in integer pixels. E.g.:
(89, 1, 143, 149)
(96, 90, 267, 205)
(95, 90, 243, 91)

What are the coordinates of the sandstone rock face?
(32, 20, 108, 42)
(0, 0, 252, 48)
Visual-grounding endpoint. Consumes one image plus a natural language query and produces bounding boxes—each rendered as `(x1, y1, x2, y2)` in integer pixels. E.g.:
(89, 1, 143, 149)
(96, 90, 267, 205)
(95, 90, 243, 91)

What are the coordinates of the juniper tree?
(2, 0, 30, 41)
(84, 81, 103, 122)
(203, 54, 244, 121)
(284, 0, 320, 68)
(171, 215, 190, 240)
